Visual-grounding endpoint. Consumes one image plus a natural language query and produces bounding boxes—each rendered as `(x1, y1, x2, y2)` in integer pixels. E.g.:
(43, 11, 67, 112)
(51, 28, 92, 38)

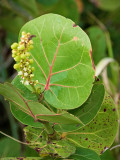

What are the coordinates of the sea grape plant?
(0, 14, 118, 159)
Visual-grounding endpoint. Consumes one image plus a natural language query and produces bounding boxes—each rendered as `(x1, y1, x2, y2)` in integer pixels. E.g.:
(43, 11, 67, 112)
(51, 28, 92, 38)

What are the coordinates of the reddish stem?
(45, 40, 60, 90)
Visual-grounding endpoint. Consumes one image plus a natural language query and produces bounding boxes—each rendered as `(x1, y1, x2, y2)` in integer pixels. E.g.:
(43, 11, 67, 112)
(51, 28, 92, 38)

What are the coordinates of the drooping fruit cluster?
(11, 32, 38, 86)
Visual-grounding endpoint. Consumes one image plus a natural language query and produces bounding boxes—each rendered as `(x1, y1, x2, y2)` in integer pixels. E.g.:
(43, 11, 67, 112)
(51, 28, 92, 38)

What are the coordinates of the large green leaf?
(24, 126, 76, 158)
(0, 83, 82, 125)
(19, 13, 95, 110)
(65, 93, 118, 154)
(68, 147, 100, 160)
(54, 82, 105, 131)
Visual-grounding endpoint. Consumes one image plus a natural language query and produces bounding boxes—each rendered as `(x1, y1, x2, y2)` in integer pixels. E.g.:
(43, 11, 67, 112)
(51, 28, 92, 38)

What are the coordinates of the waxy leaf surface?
(66, 93, 118, 154)
(19, 13, 95, 109)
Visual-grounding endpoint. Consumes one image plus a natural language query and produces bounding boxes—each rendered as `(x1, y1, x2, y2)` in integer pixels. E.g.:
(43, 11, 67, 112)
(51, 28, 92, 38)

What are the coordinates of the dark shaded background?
(0, 0, 120, 159)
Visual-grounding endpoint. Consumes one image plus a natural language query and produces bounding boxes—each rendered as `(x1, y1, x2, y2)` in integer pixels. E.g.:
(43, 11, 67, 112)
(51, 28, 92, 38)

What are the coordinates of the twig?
(110, 144, 120, 151)
(0, 131, 28, 145)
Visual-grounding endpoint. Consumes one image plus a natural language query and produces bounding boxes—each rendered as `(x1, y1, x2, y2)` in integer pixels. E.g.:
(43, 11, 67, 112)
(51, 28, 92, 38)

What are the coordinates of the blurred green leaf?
(0, 137, 20, 157)
(14, 0, 38, 16)
(96, 0, 120, 11)
(107, 62, 119, 95)
(0, 0, 38, 18)
(37, 0, 79, 23)
(0, 14, 24, 34)
(36, 0, 59, 6)
(87, 26, 107, 65)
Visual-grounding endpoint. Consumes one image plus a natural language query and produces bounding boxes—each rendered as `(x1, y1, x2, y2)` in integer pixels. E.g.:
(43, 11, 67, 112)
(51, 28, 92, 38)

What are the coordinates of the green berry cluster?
(11, 32, 38, 86)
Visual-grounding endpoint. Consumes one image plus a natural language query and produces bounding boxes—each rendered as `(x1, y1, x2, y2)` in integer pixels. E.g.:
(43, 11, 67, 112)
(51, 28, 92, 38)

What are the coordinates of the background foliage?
(0, 0, 120, 159)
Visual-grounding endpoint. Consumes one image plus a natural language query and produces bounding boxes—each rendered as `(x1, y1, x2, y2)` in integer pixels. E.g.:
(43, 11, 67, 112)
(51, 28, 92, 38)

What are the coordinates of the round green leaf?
(19, 13, 95, 110)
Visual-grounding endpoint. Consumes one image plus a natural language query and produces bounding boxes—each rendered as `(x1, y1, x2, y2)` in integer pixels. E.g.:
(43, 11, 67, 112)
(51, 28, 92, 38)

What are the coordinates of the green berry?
(12, 53, 16, 58)
(29, 45, 33, 50)
(13, 63, 20, 70)
(21, 54, 26, 59)
(35, 80, 38, 84)
(27, 33, 30, 36)
(11, 43, 18, 49)
(12, 49, 17, 54)
(29, 59, 33, 64)
(18, 44, 25, 50)
(22, 32, 26, 36)
(31, 67, 35, 71)
(30, 74, 34, 78)
(25, 52, 30, 57)
(29, 40, 33, 45)
(14, 56, 21, 61)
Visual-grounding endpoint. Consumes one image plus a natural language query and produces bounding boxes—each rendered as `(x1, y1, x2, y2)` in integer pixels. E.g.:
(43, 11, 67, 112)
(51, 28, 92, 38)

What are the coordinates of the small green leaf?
(0, 82, 82, 125)
(19, 13, 95, 110)
(66, 93, 118, 154)
(11, 101, 82, 125)
(24, 126, 76, 158)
